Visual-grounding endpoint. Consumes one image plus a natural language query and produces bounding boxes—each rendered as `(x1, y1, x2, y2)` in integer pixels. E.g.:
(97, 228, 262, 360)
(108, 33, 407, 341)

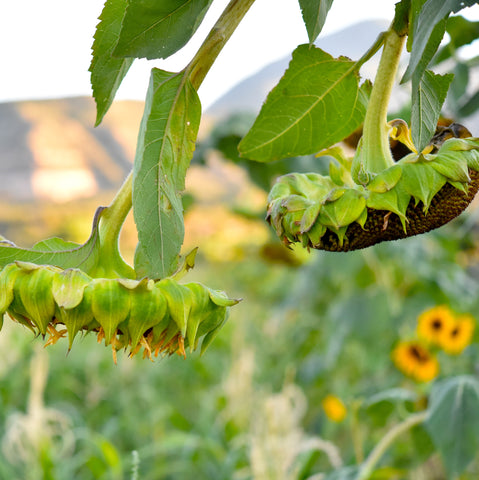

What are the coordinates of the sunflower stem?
(352, 28, 406, 177)
(94, 0, 257, 276)
(357, 411, 427, 479)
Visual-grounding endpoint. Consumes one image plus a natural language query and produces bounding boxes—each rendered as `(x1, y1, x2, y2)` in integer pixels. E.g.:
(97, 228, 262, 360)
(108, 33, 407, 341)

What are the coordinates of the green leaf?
(411, 70, 453, 153)
(367, 165, 402, 193)
(366, 189, 407, 224)
(89, 279, 131, 344)
(18, 267, 58, 335)
(238, 45, 370, 162)
(157, 278, 192, 337)
(458, 88, 479, 118)
(365, 388, 418, 408)
(298, 0, 335, 44)
(133, 68, 201, 279)
(400, 161, 447, 211)
(127, 281, 167, 348)
(90, 0, 134, 126)
(403, 0, 478, 82)
(56, 292, 95, 349)
(319, 189, 366, 229)
(434, 16, 479, 65)
(323, 466, 359, 480)
(0, 208, 103, 272)
(52, 269, 92, 309)
(425, 375, 479, 477)
(113, 0, 213, 60)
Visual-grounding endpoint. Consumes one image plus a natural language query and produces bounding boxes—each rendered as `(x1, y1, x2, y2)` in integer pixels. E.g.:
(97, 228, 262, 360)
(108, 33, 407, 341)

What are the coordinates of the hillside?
(0, 97, 143, 203)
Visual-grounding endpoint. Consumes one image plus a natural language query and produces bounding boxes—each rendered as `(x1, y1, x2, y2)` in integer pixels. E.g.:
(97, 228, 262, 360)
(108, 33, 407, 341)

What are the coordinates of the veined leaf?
(133, 68, 201, 279)
(411, 70, 453, 153)
(90, 0, 134, 126)
(298, 0, 335, 44)
(403, 0, 478, 82)
(0, 208, 103, 272)
(114, 0, 213, 60)
(425, 376, 479, 477)
(238, 45, 370, 162)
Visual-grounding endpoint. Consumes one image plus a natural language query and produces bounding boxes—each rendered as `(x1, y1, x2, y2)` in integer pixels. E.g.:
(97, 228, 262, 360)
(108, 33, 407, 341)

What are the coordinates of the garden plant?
(2, 0, 479, 478)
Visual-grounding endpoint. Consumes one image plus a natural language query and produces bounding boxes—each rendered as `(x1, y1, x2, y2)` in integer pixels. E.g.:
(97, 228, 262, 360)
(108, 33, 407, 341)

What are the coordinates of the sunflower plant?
(2, 0, 479, 478)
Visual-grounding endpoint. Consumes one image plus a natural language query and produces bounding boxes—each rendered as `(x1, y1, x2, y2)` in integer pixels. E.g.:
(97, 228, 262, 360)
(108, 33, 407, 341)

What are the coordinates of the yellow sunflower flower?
(440, 314, 475, 355)
(417, 305, 455, 346)
(392, 341, 439, 382)
(321, 395, 347, 422)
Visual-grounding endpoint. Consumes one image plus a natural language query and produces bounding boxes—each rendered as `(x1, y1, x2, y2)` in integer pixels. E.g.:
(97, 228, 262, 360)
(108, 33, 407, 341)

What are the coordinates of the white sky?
(1, 0, 478, 110)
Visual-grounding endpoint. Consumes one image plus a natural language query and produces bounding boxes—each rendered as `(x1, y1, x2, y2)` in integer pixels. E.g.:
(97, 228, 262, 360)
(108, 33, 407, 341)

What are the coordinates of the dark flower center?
(431, 319, 442, 330)
(409, 345, 429, 363)
(450, 327, 460, 338)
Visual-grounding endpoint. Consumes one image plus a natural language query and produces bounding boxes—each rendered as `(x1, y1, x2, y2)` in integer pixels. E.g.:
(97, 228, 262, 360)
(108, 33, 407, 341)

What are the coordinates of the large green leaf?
(238, 45, 370, 162)
(113, 0, 213, 60)
(411, 70, 453, 153)
(425, 375, 479, 477)
(90, 0, 134, 126)
(298, 0, 335, 44)
(403, 0, 478, 82)
(133, 68, 201, 280)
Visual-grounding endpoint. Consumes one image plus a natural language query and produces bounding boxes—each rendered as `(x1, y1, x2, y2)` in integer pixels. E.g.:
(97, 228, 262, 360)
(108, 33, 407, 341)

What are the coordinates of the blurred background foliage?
(1, 12, 479, 480)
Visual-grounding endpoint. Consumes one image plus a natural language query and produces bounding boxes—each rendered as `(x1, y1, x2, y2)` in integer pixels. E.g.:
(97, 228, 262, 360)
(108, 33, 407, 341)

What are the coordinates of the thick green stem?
(353, 29, 405, 176)
(97, 173, 135, 278)
(357, 411, 427, 479)
(100, 173, 133, 248)
(188, 0, 257, 90)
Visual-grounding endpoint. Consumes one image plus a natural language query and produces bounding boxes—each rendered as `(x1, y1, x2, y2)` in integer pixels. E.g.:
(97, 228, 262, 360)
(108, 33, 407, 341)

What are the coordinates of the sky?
(1, 1, 479, 111)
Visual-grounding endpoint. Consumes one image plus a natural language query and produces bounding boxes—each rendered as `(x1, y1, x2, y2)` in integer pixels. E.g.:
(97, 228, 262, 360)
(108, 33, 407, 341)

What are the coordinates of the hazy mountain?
(0, 97, 143, 203)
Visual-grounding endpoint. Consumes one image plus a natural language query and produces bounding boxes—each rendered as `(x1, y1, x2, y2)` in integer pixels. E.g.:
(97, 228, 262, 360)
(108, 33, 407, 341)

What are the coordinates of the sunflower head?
(266, 126, 479, 252)
(440, 314, 475, 355)
(0, 261, 239, 361)
(417, 305, 455, 346)
(392, 340, 439, 383)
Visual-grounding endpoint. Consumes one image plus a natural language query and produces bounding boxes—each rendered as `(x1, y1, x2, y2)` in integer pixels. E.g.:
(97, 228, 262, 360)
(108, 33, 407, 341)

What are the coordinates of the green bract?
(267, 137, 479, 252)
(0, 261, 238, 361)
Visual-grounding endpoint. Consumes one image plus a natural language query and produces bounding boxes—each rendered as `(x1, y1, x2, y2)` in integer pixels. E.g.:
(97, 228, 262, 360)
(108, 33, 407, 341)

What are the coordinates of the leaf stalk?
(96, 0, 257, 276)
(187, 0, 257, 90)
(97, 173, 136, 278)
(357, 411, 427, 479)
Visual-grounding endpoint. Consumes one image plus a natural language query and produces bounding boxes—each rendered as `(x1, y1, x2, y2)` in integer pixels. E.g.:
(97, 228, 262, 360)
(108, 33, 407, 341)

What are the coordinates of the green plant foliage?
(90, 0, 134, 126)
(133, 68, 201, 279)
(238, 45, 370, 161)
(113, 0, 213, 60)
(404, 0, 478, 82)
(0, 211, 102, 273)
(298, 0, 335, 44)
(411, 70, 453, 153)
(434, 15, 479, 65)
(425, 376, 479, 477)
(5, 0, 479, 476)
(324, 466, 359, 479)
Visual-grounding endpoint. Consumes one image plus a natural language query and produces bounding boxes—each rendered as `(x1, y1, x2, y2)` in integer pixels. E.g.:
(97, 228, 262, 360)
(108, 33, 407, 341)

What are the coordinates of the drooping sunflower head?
(392, 340, 439, 383)
(266, 124, 479, 252)
(0, 261, 239, 362)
